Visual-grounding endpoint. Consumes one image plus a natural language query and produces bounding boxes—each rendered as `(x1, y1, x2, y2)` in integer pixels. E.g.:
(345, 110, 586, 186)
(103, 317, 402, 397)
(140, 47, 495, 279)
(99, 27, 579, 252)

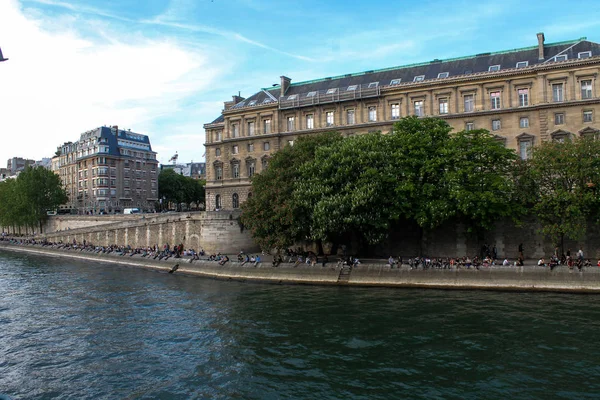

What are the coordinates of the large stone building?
(6, 157, 35, 175)
(204, 33, 600, 211)
(52, 126, 159, 214)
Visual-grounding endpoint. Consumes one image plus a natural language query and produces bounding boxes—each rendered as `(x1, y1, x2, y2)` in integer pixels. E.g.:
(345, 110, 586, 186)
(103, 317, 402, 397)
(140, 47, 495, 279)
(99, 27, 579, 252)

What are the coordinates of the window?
(232, 193, 239, 209)
(368, 106, 377, 122)
(492, 119, 501, 131)
(581, 80, 592, 99)
(489, 65, 501, 72)
(490, 91, 501, 109)
(326, 88, 337, 94)
(306, 114, 314, 129)
(247, 121, 255, 136)
(519, 140, 532, 160)
(232, 163, 240, 178)
(554, 54, 568, 62)
(215, 148, 221, 157)
(247, 161, 256, 177)
(216, 131, 222, 141)
(288, 94, 297, 100)
(247, 143, 254, 152)
(326, 111, 334, 126)
(464, 94, 474, 112)
(439, 98, 448, 114)
(466, 122, 474, 131)
(263, 98, 271, 104)
(263, 119, 271, 134)
(520, 117, 529, 128)
(518, 88, 529, 107)
(287, 116, 295, 131)
(262, 157, 269, 169)
(232, 145, 239, 154)
(263, 142, 270, 151)
(414, 75, 425, 82)
(390, 79, 401, 85)
(215, 194, 221, 209)
(516, 61, 528, 68)
(413, 100, 424, 116)
(552, 83, 564, 102)
(215, 166, 222, 180)
(368, 82, 379, 88)
(347, 109, 355, 124)
(391, 103, 401, 119)
(578, 51, 592, 59)
(248, 100, 257, 106)
(347, 85, 357, 91)
(584, 110, 593, 123)
(307, 91, 317, 97)
(437, 72, 449, 78)
(232, 124, 239, 138)
(554, 113, 565, 125)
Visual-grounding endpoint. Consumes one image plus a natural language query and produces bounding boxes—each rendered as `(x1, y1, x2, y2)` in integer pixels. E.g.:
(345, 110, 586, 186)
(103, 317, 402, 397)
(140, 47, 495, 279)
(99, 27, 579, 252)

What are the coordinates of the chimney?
(537, 32, 545, 60)
(280, 76, 291, 97)
(224, 94, 245, 110)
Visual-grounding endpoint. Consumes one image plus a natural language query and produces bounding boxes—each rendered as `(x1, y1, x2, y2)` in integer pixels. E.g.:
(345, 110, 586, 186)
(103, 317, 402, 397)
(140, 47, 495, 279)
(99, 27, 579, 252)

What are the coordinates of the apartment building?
(52, 126, 159, 214)
(204, 33, 600, 211)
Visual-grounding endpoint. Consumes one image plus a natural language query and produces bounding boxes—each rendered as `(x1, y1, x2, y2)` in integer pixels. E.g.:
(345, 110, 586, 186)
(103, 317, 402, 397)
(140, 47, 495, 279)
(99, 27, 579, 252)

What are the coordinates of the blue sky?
(1, 0, 599, 165)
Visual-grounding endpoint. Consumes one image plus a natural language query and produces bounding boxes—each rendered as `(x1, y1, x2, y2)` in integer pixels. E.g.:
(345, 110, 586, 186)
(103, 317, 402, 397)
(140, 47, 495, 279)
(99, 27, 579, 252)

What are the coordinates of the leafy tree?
(241, 132, 343, 250)
(445, 129, 519, 234)
(297, 133, 402, 245)
(183, 178, 206, 210)
(7, 166, 68, 233)
(158, 168, 185, 211)
(388, 117, 456, 251)
(528, 136, 600, 251)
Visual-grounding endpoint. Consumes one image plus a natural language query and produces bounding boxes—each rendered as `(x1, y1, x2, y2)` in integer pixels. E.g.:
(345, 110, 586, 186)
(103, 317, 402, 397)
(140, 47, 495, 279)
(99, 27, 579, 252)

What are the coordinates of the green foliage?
(389, 116, 455, 230)
(0, 166, 68, 232)
(297, 133, 402, 245)
(445, 129, 519, 233)
(240, 132, 343, 250)
(528, 137, 600, 247)
(158, 169, 205, 211)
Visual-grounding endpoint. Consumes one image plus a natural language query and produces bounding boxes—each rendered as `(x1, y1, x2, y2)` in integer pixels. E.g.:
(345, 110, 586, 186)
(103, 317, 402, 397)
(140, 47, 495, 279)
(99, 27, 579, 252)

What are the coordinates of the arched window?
(215, 194, 221, 210)
(247, 192, 252, 199)
(232, 193, 239, 209)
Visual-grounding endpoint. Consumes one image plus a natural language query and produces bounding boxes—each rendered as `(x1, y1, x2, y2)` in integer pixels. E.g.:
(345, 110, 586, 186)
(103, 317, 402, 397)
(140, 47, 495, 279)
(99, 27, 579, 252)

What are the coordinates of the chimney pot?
(537, 32, 545, 60)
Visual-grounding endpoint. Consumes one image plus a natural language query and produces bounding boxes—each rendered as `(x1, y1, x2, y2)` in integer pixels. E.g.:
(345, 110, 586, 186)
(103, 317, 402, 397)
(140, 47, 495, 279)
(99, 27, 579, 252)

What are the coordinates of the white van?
(123, 208, 141, 215)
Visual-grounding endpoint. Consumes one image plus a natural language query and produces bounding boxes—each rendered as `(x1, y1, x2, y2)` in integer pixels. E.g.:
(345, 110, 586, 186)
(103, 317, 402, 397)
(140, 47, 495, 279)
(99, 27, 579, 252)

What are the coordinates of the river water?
(1, 250, 600, 399)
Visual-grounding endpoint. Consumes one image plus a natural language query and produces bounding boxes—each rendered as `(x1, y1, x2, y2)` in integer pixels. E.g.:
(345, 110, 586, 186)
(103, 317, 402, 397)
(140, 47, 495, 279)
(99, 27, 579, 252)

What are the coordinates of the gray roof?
(206, 37, 599, 120)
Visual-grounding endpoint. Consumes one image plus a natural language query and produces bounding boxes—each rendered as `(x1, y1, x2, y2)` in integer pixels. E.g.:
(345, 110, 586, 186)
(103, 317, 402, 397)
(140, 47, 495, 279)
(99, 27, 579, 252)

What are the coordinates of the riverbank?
(2, 242, 600, 293)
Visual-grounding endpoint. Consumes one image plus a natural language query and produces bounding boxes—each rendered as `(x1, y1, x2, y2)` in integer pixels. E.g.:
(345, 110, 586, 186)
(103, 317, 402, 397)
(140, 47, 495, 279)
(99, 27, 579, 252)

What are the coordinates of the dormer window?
(488, 65, 501, 72)
(578, 51, 592, 59)
(554, 54, 568, 62)
(326, 88, 337, 94)
(437, 72, 449, 78)
(263, 98, 271, 104)
(307, 91, 317, 97)
(288, 94, 298, 100)
(414, 75, 425, 82)
(516, 61, 528, 68)
(248, 100, 257, 106)
(390, 79, 401, 85)
(368, 82, 379, 88)
(347, 85, 358, 91)
(237, 101, 245, 107)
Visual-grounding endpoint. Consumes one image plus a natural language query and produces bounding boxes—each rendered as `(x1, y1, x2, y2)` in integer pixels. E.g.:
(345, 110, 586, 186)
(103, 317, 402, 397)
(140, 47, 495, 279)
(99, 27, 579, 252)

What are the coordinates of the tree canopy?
(158, 168, 205, 211)
(0, 166, 68, 233)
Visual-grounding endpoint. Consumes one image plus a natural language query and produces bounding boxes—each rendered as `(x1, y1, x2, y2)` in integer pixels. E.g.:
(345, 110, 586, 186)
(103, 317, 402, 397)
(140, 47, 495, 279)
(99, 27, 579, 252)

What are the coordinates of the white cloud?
(0, 0, 226, 165)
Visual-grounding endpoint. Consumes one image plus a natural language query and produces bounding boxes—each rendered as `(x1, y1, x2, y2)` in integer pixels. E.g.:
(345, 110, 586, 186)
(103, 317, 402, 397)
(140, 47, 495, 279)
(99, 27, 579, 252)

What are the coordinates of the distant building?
(33, 158, 52, 169)
(161, 162, 206, 180)
(6, 157, 35, 175)
(0, 167, 10, 181)
(52, 126, 159, 214)
(204, 33, 600, 211)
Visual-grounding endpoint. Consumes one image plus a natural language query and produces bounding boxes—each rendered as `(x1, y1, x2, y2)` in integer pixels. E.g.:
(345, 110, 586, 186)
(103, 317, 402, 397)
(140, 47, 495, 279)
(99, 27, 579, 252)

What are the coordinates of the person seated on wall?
(537, 258, 546, 267)
(388, 256, 396, 268)
(502, 258, 510, 266)
(597, 259, 600, 267)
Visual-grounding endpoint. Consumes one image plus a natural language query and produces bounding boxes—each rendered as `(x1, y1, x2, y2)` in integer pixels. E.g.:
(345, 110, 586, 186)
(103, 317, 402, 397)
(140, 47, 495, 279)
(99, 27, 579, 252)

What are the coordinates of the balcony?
(279, 85, 380, 110)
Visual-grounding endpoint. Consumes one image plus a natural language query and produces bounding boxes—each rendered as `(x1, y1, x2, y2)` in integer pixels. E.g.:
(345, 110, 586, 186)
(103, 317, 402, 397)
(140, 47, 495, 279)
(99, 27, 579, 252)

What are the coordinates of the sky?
(0, 0, 599, 166)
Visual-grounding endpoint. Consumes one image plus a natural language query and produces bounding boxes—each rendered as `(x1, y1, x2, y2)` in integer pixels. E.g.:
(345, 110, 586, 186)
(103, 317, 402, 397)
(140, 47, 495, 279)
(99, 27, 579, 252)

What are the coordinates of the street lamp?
(0, 47, 8, 62)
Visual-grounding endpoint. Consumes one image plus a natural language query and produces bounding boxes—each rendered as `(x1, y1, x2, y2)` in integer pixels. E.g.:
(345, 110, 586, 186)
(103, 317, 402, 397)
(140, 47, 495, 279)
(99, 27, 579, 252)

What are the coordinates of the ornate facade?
(204, 33, 600, 211)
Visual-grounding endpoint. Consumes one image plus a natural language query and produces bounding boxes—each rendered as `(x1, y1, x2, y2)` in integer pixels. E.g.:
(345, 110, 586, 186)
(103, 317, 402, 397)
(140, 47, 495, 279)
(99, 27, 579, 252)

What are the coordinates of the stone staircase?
(337, 265, 352, 283)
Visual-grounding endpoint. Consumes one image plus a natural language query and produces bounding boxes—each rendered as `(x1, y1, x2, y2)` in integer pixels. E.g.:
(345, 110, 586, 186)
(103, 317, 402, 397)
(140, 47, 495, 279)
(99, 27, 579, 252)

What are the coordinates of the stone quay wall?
(35, 211, 260, 255)
(3, 244, 600, 293)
